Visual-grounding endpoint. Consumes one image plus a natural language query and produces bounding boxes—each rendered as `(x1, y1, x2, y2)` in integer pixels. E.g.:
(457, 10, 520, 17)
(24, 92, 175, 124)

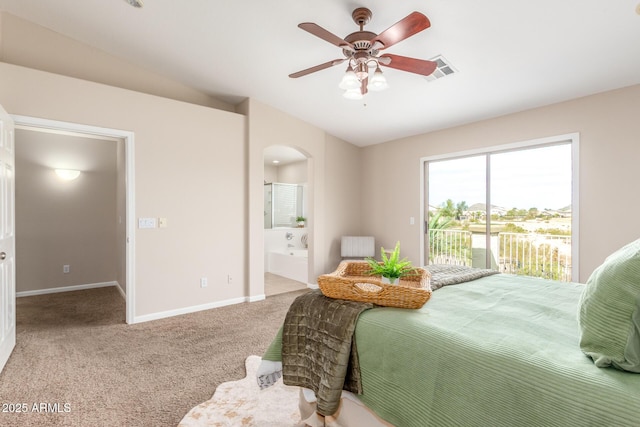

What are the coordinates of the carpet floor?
(0, 286, 307, 427)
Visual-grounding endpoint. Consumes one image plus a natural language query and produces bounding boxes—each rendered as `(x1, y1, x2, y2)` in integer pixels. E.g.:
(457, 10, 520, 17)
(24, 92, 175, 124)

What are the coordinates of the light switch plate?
(138, 217, 157, 229)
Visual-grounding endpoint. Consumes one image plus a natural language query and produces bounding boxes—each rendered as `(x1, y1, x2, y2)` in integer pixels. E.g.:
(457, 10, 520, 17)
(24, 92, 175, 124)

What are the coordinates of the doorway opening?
(263, 145, 309, 296)
(12, 115, 135, 323)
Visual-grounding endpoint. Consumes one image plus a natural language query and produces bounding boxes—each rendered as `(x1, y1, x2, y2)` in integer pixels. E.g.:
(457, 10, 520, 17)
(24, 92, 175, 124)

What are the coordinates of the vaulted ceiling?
(1, 1, 639, 146)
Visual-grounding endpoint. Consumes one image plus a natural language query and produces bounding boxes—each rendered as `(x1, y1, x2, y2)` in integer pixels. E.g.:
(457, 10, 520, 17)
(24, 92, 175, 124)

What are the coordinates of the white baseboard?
(16, 282, 288, 324)
(133, 296, 250, 324)
(17, 281, 119, 298)
(307, 283, 319, 289)
(248, 294, 266, 302)
(114, 282, 126, 300)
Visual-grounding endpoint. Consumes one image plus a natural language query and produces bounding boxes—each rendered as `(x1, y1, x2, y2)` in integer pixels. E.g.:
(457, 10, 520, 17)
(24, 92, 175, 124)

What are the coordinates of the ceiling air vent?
(424, 55, 457, 82)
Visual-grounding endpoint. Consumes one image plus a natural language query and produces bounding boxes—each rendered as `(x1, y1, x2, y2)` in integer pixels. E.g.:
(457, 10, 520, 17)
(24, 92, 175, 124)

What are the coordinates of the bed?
(261, 240, 640, 427)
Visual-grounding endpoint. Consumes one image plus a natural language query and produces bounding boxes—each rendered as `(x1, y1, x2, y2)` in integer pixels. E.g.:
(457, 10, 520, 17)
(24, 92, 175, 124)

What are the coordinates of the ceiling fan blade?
(371, 12, 431, 50)
(289, 58, 346, 78)
(298, 23, 354, 51)
(379, 54, 437, 76)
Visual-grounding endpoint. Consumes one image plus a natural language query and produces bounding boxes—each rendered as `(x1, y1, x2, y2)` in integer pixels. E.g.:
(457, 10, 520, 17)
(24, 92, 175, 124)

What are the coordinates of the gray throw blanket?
(281, 290, 373, 416)
(425, 264, 499, 290)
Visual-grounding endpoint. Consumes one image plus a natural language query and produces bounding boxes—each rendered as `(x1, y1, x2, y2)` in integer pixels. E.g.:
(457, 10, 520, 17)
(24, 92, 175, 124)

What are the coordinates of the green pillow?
(578, 239, 640, 372)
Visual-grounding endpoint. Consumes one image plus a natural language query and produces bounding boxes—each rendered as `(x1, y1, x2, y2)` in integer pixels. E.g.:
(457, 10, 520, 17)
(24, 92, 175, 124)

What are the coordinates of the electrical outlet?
(227, 274, 233, 284)
(63, 265, 70, 274)
(200, 277, 208, 288)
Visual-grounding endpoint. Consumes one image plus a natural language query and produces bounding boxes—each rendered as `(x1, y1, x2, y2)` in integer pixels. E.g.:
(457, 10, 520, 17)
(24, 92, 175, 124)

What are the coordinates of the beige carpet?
(179, 355, 302, 427)
(0, 286, 307, 427)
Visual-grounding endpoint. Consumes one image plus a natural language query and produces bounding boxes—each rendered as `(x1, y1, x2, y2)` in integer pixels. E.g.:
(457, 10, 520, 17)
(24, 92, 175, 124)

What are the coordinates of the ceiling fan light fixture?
(343, 88, 363, 100)
(290, 8, 433, 99)
(355, 63, 369, 80)
(368, 66, 388, 91)
(338, 65, 360, 90)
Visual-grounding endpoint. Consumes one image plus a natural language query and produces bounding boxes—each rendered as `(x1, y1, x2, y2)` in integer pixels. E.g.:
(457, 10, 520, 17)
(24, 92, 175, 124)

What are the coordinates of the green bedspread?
(355, 274, 640, 426)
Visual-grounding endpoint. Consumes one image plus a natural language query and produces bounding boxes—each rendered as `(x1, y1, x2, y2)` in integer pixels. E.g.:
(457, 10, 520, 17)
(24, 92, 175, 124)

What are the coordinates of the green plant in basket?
(366, 241, 415, 284)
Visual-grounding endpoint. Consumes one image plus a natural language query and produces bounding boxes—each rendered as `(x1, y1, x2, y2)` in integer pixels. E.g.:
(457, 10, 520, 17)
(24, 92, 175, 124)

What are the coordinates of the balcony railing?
(428, 229, 473, 266)
(428, 229, 572, 281)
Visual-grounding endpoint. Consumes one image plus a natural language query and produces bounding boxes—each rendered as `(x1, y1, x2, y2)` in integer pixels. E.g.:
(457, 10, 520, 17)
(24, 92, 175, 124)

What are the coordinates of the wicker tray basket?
(318, 261, 432, 309)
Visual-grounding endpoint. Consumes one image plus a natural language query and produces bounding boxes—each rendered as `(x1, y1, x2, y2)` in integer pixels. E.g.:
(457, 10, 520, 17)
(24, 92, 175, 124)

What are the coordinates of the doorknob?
(0, 252, 5, 260)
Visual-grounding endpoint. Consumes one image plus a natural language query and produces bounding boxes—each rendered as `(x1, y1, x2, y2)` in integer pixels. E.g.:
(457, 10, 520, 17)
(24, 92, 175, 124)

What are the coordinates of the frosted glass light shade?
(339, 66, 360, 90)
(343, 89, 363, 100)
(368, 66, 388, 91)
(55, 169, 81, 181)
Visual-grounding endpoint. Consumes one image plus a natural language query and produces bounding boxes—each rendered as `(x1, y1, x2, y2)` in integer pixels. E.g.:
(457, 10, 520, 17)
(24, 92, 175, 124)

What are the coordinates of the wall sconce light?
(55, 169, 81, 181)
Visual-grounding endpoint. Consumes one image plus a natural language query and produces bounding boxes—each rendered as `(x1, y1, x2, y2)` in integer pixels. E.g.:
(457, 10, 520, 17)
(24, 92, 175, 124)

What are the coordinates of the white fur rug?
(178, 355, 303, 427)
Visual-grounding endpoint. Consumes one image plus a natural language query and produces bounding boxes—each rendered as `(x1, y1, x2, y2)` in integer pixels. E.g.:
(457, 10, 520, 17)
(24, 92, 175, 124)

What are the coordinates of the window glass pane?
(427, 155, 486, 267)
(425, 142, 573, 280)
(490, 144, 572, 280)
(273, 183, 297, 228)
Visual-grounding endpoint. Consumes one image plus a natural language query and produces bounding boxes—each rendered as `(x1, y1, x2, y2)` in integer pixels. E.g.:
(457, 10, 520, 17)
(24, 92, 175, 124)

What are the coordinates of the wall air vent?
(424, 55, 457, 82)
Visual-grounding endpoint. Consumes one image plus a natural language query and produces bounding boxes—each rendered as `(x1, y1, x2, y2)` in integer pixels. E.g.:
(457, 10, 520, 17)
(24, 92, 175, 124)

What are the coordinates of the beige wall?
(264, 160, 308, 185)
(324, 134, 363, 271)
(242, 98, 325, 295)
(277, 160, 307, 184)
(1, 59, 361, 319)
(264, 164, 278, 183)
(0, 62, 246, 318)
(7, 8, 630, 319)
(15, 130, 118, 292)
(361, 84, 640, 282)
(242, 98, 362, 293)
(0, 12, 233, 112)
(0, 11, 362, 308)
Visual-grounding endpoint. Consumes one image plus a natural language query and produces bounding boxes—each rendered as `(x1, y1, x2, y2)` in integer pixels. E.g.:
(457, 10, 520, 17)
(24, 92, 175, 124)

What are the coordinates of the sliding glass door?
(424, 140, 575, 281)
(425, 155, 487, 268)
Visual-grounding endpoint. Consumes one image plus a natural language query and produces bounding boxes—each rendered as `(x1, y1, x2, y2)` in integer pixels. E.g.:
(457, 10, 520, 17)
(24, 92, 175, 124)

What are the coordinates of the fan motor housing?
(343, 31, 379, 57)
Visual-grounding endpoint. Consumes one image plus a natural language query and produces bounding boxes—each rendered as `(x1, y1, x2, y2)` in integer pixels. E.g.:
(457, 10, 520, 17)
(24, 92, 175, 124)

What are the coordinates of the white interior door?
(0, 104, 16, 373)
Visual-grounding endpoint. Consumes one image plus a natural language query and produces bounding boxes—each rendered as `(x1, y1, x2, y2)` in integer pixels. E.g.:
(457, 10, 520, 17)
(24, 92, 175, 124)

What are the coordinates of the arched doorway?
(263, 145, 310, 296)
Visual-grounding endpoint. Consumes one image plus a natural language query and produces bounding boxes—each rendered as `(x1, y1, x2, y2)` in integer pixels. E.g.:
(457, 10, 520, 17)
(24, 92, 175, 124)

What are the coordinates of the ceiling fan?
(289, 7, 437, 99)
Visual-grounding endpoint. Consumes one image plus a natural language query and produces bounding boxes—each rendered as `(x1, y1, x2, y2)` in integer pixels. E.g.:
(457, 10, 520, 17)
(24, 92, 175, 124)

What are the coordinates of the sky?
(428, 144, 572, 211)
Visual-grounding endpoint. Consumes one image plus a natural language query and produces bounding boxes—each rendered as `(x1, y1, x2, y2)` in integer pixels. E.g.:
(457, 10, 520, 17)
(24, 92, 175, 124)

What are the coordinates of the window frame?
(419, 133, 580, 282)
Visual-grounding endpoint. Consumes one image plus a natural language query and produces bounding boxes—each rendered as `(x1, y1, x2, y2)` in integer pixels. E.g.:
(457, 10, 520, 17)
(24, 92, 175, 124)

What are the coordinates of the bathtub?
(267, 249, 308, 284)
